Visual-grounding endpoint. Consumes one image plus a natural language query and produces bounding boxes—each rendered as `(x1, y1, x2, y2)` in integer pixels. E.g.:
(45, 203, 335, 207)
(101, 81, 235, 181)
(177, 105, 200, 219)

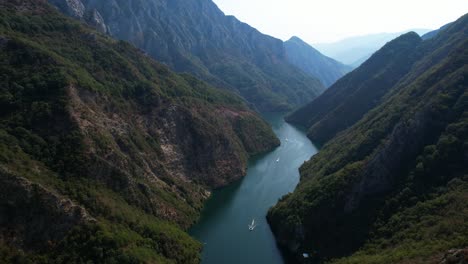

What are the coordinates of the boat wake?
(248, 219, 256, 231)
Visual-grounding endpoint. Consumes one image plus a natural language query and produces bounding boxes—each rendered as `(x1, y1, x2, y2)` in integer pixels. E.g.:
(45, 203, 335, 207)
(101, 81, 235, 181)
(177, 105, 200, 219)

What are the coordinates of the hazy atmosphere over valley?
(0, 0, 467, 264)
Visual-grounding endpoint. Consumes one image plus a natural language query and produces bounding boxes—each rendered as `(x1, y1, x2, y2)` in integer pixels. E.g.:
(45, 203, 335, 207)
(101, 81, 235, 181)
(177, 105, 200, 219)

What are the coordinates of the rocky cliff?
(0, 1, 279, 262)
(48, 0, 325, 111)
(48, 0, 107, 33)
(268, 14, 468, 263)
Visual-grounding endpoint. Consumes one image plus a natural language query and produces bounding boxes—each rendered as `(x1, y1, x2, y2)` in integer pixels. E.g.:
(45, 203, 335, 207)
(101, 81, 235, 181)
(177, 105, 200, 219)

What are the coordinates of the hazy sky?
(212, 0, 468, 43)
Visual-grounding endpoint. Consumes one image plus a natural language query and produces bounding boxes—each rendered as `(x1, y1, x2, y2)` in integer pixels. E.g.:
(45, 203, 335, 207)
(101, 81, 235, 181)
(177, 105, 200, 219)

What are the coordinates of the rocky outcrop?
(440, 249, 468, 264)
(84, 8, 107, 33)
(48, 0, 85, 18)
(154, 104, 246, 187)
(67, 84, 277, 190)
(65, 81, 278, 226)
(0, 168, 93, 249)
(49, 0, 107, 33)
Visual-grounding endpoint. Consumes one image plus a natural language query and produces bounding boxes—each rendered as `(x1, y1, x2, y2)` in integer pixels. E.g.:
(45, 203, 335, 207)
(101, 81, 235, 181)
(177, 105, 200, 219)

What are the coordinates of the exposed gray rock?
(49, 0, 85, 18)
(440, 248, 468, 264)
(85, 9, 107, 34)
(49, 0, 108, 34)
(155, 104, 246, 188)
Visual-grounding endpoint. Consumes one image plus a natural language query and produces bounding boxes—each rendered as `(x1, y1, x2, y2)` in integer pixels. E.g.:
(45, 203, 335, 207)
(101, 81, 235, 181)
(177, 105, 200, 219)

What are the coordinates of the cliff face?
(66, 84, 271, 190)
(48, 0, 107, 33)
(48, 0, 325, 111)
(268, 14, 468, 263)
(0, 1, 279, 262)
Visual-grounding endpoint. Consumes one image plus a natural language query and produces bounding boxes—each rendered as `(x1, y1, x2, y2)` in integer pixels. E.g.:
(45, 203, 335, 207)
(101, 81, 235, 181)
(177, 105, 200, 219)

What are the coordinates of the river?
(189, 113, 318, 264)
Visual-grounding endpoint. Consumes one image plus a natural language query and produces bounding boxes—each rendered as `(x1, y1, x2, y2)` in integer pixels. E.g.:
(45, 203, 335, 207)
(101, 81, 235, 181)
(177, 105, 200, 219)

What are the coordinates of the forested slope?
(268, 13, 468, 264)
(0, 1, 279, 262)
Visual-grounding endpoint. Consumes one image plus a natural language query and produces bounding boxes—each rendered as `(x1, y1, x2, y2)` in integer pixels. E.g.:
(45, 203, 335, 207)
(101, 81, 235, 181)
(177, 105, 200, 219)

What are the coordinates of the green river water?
(190, 113, 318, 264)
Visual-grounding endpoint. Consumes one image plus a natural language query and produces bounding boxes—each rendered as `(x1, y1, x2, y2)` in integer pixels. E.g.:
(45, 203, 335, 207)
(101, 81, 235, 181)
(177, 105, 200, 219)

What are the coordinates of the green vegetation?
(49, 0, 325, 111)
(286, 32, 423, 145)
(0, 0, 279, 262)
(0, 139, 201, 263)
(268, 14, 468, 263)
(331, 178, 468, 264)
(284, 36, 352, 87)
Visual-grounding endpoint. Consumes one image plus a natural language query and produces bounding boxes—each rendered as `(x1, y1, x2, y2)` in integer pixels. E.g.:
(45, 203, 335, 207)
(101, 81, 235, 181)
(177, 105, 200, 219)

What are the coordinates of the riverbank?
(189, 113, 319, 264)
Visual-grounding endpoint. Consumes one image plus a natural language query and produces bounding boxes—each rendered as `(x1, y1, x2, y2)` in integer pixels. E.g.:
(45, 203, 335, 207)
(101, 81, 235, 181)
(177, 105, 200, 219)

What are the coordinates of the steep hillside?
(284, 36, 352, 87)
(268, 14, 468, 263)
(48, 0, 325, 111)
(287, 32, 423, 145)
(0, 1, 279, 263)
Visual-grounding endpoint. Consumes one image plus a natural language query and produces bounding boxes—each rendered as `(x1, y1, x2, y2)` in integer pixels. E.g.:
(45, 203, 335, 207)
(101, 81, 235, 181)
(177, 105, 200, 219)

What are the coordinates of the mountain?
(47, 0, 325, 111)
(422, 22, 454, 40)
(0, 1, 280, 262)
(284, 36, 352, 87)
(287, 32, 424, 145)
(314, 29, 432, 66)
(350, 54, 371, 68)
(268, 14, 468, 263)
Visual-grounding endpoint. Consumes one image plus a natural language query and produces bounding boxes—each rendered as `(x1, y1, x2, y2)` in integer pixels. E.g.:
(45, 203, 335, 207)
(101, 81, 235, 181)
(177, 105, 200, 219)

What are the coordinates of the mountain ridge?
(48, 0, 325, 111)
(284, 36, 352, 87)
(268, 13, 468, 263)
(286, 31, 424, 145)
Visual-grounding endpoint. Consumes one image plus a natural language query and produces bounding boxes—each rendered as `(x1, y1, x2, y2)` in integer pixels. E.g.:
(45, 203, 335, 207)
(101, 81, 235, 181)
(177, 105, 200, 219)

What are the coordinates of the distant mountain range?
(268, 14, 468, 263)
(284, 36, 352, 87)
(314, 29, 432, 66)
(48, 0, 325, 111)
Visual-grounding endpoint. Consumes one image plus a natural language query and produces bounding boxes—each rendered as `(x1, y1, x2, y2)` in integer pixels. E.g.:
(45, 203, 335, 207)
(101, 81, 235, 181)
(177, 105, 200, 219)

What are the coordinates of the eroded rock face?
(49, 0, 107, 33)
(67, 85, 248, 188)
(85, 9, 107, 34)
(0, 168, 93, 249)
(66, 84, 278, 225)
(49, 0, 85, 18)
(155, 104, 247, 188)
(440, 248, 468, 264)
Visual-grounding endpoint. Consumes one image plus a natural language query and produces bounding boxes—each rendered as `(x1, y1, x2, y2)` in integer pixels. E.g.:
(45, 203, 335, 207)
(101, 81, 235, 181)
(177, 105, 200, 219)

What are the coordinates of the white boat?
(248, 219, 256, 231)
(276, 158, 280, 162)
